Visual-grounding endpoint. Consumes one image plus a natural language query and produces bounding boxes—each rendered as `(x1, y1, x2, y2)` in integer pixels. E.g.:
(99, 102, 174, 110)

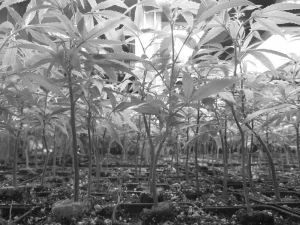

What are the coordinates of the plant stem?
(12, 136, 19, 187)
(295, 124, 300, 176)
(52, 126, 57, 176)
(185, 117, 190, 182)
(87, 108, 93, 197)
(222, 115, 228, 197)
(135, 116, 141, 181)
(245, 123, 281, 201)
(41, 129, 50, 186)
(13, 107, 23, 187)
(195, 106, 201, 192)
(229, 103, 251, 212)
(66, 66, 79, 202)
(143, 114, 155, 193)
(248, 120, 254, 189)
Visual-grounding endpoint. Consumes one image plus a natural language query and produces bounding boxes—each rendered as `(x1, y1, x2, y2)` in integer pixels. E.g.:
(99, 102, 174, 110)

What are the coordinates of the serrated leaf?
(181, 11, 193, 26)
(85, 39, 124, 46)
(262, 3, 300, 13)
(182, 72, 194, 100)
(252, 49, 293, 61)
(196, 0, 254, 25)
(130, 100, 164, 115)
(255, 18, 284, 38)
(27, 57, 53, 71)
(106, 90, 117, 109)
(260, 113, 282, 129)
(114, 102, 135, 112)
(131, 104, 159, 114)
(219, 91, 236, 104)
(21, 76, 36, 92)
(0, 0, 27, 11)
(156, 0, 172, 20)
(23, 5, 53, 24)
(93, 52, 147, 63)
(229, 21, 240, 39)
(15, 43, 53, 53)
(244, 104, 290, 124)
(27, 29, 55, 49)
(191, 78, 239, 102)
(202, 27, 226, 45)
(92, 79, 103, 94)
(92, 0, 128, 11)
(84, 17, 125, 43)
(98, 60, 135, 77)
(56, 124, 69, 137)
(262, 11, 300, 26)
(51, 13, 78, 39)
(0, 21, 13, 31)
(25, 73, 65, 98)
(77, 16, 87, 38)
(67, 48, 81, 72)
(275, 114, 285, 126)
(102, 66, 117, 82)
(157, 36, 172, 53)
(7, 7, 23, 26)
(245, 50, 276, 74)
(122, 17, 141, 34)
(23, 0, 36, 26)
(96, 10, 125, 19)
(86, 0, 97, 7)
(3, 43, 17, 67)
(175, 34, 197, 49)
(50, 107, 70, 116)
(243, 89, 254, 101)
(106, 122, 123, 149)
(122, 112, 139, 132)
(112, 113, 123, 127)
